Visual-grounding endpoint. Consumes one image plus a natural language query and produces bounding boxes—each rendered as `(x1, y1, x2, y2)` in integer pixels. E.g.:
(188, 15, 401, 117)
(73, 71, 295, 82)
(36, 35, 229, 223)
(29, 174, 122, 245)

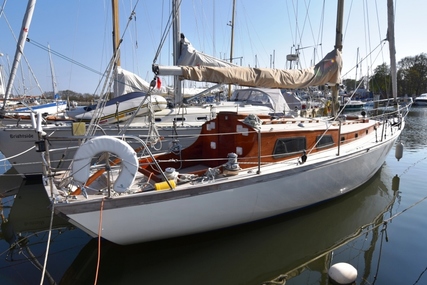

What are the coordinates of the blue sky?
(1, 0, 425, 95)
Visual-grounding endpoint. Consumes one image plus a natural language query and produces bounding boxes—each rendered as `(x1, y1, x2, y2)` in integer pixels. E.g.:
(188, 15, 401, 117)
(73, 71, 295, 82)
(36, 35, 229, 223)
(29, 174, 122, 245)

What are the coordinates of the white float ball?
(328, 262, 357, 284)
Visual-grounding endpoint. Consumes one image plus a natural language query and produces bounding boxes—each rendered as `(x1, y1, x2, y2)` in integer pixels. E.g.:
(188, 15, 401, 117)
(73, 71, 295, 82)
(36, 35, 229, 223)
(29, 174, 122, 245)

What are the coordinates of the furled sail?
(155, 49, 342, 89)
(116, 66, 171, 96)
(177, 35, 237, 68)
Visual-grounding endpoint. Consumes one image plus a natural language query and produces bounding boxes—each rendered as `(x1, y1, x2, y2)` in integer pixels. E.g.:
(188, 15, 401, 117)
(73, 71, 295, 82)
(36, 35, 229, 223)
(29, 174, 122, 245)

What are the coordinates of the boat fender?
(328, 262, 357, 284)
(395, 142, 403, 161)
(72, 136, 139, 193)
(36, 112, 43, 133)
(392, 174, 400, 191)
(30, 112, 37, 129)
(154, 180, 176, 191)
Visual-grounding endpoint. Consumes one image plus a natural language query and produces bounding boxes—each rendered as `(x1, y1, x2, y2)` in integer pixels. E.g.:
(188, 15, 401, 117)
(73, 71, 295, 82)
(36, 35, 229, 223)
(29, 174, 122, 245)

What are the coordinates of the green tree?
(397, 53, 427, 96)
(369, 53, 427, 97)
(369, 63, 390, 98)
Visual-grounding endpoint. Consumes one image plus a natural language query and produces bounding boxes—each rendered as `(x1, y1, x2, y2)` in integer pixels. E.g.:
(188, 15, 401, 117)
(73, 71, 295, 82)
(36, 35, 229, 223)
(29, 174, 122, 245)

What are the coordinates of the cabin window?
(316, 135, 334, 148)
(247, 90, 270, 104)
(273, 137, 306, 157)
(231, 90, 251, 101)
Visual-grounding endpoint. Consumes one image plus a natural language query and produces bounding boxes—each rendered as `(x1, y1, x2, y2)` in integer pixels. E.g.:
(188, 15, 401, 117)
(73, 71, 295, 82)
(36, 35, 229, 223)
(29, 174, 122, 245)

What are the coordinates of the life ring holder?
(72, 136, 139, 193)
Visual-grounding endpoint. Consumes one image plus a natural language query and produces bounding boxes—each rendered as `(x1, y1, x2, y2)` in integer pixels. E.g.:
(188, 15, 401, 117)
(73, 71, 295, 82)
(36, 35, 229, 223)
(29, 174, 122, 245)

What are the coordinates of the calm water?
(0, 107, 426, 285)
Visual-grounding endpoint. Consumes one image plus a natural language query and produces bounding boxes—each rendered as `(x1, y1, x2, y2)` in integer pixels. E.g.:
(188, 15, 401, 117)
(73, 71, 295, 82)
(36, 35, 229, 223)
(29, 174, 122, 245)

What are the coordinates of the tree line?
(343, 53, 427, 98)
(43, 90, 100, 103)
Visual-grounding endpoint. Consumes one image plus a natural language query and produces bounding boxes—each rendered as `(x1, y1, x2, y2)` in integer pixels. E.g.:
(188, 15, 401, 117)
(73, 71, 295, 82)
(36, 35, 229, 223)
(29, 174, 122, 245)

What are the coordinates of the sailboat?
(2, 44, 69, 122)
(0, 1, 68, 122)
(0, 1, 299, 179)
(39, 0, 412, 245)
(48, 0, 168, 125)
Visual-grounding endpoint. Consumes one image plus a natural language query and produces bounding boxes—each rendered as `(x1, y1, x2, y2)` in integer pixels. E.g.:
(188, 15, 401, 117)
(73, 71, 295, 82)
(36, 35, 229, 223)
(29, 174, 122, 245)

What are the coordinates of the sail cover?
(163, 49, 342, 89)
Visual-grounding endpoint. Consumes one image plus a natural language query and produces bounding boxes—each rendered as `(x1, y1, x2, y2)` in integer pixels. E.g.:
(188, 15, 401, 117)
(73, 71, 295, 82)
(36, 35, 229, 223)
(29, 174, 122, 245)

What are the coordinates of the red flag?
(156, 77, 162, 89)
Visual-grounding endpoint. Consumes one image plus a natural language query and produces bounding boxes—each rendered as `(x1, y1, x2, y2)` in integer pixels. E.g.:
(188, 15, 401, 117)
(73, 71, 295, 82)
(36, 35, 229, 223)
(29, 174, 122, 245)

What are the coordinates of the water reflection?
(57, 166, 398, 285)
(0, 166, 23, 198)
(401, 107, 427, 151)
(0, 178, 91, 285)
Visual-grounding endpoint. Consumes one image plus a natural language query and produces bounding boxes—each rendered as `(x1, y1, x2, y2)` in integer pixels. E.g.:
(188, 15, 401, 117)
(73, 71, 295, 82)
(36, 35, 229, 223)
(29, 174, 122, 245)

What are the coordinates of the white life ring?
(72, 136, 139, 193)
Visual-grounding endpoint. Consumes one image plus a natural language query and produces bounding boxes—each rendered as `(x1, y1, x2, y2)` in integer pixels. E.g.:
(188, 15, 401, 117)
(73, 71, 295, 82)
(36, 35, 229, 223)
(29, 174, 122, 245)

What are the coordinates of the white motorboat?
(413, 93, 427, 106)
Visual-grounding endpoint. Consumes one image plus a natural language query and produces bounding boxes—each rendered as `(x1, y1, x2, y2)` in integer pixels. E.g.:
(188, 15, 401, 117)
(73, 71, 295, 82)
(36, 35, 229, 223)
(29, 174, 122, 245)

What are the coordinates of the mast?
(387, 0, 397, 100)
(1, 0, 37, 110)
(172, 0, 182, 105)
(227, 0, 236, 98)
(112, 0, 120, 98)
(0, 58, 5, 97)
(355, 47, 359, 90)
(229, 0, 235, 64)
(331, 0, 344, 118)
(48, 44, 58, 99)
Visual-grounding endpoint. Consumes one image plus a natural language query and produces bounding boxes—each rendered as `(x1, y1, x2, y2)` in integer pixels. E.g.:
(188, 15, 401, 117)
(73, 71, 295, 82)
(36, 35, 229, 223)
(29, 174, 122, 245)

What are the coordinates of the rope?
(94, 198, 105, 285)
(0, 146, 36, 162)
(39, 199, 56, 285)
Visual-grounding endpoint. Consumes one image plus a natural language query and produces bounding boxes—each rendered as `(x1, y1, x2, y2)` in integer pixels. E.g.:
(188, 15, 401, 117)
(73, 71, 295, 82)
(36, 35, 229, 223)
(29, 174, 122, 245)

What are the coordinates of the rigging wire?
(0, 12, 44, 96)
(341, 40, 386, 78)
(27, 40, 104, 78)
(152, 0, 182, 65)
(39, 199, 55, 285)
(85, 0, 141, 136)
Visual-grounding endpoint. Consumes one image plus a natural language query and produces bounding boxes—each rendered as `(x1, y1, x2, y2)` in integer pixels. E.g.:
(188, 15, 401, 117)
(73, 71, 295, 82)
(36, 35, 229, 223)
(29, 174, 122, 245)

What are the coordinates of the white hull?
(413, 93, 427, 106)
(0, 123, 201, 176)
(10, 100, 68, 116)
(414, 99, 427, 106)
(53, 125, 400, 245)
(69, 93, 167, 124)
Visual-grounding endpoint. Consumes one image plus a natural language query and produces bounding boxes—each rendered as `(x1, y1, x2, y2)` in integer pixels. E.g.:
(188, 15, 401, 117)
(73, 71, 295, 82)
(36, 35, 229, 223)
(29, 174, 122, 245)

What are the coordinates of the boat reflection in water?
(58, 164, 399, 285)
(0, 178, 91, 285)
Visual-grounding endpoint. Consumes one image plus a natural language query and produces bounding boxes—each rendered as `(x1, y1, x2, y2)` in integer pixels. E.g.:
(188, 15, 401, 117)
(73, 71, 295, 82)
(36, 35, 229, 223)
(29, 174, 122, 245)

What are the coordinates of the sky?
(1, 0, 426, 96)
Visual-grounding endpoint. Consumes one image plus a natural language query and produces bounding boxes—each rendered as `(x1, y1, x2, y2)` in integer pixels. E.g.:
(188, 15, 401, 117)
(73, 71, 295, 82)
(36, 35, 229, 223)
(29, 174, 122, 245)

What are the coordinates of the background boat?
(413, 93, 427, 106)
